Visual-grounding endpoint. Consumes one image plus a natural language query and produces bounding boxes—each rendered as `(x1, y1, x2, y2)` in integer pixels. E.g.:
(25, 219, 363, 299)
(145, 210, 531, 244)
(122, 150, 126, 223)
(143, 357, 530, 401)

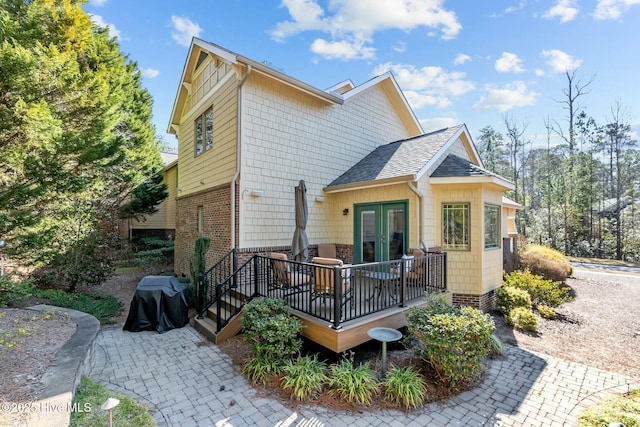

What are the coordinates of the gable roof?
(168, 38, 422, 136)
(325, 125, 464, 192)
(430, 154, 514, 190)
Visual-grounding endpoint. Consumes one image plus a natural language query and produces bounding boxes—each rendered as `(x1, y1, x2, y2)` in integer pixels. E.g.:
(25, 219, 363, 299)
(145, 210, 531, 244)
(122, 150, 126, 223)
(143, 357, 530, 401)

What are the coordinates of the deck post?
(197, 273, 205, 319)
(399, 259, 406, 307)
(252, 255, 260, 297)
(332, 266, 342, 330)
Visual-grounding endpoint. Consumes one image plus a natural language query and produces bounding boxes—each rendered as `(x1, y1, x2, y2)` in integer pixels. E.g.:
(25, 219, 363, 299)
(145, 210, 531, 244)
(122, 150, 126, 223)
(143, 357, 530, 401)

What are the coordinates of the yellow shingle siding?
(177, 67, 237, 197)
(131, 163, 177, 231)
(239, 76, 415, 248)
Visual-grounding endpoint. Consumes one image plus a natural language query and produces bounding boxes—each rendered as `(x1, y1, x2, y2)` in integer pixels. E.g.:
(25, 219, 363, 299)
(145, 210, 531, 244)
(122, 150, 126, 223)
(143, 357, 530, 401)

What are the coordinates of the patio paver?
(89, 324, 638, 427)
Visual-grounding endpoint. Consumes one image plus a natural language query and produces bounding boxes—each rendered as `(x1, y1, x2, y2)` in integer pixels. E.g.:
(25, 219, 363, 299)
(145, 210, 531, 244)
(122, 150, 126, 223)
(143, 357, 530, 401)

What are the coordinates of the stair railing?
(197, 249, 236, 318)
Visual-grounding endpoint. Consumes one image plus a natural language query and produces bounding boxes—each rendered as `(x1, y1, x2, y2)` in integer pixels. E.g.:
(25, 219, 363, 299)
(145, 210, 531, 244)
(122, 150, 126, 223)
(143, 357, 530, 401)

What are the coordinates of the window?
(484, 204, 500, 249)
(197, 206, 204, 234)
(442, 203, 470, 250)
(194, 107, 213, 156)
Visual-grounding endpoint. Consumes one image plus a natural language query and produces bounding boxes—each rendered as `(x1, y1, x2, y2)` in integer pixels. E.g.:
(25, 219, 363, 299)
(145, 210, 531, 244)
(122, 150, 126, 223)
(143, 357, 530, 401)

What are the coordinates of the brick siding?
(175, 184, 232, 277)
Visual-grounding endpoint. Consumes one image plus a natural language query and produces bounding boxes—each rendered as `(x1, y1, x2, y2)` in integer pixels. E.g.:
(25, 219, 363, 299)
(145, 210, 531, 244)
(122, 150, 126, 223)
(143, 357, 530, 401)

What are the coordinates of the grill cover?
(123, 276, 189, 334)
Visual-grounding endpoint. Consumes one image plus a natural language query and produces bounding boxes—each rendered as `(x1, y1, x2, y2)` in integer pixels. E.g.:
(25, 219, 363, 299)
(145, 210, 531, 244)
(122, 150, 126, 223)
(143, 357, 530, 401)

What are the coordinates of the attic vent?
(195, 51, 209, 70)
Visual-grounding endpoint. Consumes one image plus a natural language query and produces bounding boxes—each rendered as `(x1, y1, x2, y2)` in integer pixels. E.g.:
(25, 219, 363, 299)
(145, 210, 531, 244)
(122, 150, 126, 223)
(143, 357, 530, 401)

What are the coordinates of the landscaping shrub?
(328, 359, 379, 405)
(519, 244, 572, 282)
(132, 237, 174, 268)
(503, 269, 572, 307)
(0, 276, 32, 308)
(507, 307, 539, 332)
(577, 388, 640, 427)
(242, 298, 302, 363)
(281, 355, 327, 401)
(189, 236, 211, 287)
(489, 334, 504, 357)
(406, 299, 495, 386)
(495, 286, 531, 314)
(383, 365, 427, 411)
(241, 355, 281, 385)
(537, 304, 557, 319)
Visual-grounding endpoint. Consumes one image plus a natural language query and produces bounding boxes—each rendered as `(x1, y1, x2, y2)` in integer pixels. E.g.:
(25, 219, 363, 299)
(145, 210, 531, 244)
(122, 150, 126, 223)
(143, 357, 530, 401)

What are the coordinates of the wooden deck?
(293, 292, 452, 353)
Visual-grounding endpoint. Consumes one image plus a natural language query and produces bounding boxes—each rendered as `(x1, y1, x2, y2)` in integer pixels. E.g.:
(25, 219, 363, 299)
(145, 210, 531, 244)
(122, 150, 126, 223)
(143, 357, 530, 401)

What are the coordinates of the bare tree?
(503, 115, 528, 204)
(553, 69, 594, 159)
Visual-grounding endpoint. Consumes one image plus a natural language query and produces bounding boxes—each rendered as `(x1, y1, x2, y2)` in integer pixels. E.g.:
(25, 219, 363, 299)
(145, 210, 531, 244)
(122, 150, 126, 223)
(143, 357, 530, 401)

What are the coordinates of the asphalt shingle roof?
(430, 153, 497, 178)
(328, 125, 463, 188)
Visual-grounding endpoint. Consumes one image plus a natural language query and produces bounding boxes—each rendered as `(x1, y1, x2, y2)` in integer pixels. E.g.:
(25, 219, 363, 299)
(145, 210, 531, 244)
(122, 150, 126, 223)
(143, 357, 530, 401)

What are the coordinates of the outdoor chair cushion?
(268, 252, 311, 289)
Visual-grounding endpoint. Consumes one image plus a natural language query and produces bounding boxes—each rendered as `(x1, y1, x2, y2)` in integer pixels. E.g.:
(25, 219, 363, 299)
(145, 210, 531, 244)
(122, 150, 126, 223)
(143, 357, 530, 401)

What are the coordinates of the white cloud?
(594, 0, 640, 19)
(271, 0, 461, 61)
(534, 69, 546, 76)
(473, 81, 538, 112)
(420, 116, 459, 132)
(404, 91, 452, 109)
(374, 62, 474, 111)
(141, 68, 160, 79)
(504, 1, 527, 14)
(541, 49, 582, 73)
(543, 0, 579, 23)
(454, 53, 471, 65)
(495, 52, 524, 73)
(311, 38, 376, 60)
(393, 41, 407, 53)
(89, 0, 108, 6)
(171, 16, 202, 47)
(89, 14, 120, 40)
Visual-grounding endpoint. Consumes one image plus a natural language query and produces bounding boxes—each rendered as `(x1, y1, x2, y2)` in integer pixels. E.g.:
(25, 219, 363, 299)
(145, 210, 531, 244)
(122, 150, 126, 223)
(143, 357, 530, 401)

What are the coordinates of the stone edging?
(26, 304, 100, 427)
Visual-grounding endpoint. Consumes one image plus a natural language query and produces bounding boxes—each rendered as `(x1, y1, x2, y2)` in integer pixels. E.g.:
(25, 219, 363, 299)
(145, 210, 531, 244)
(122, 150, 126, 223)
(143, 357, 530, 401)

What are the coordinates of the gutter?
(230, 65, 252, 249)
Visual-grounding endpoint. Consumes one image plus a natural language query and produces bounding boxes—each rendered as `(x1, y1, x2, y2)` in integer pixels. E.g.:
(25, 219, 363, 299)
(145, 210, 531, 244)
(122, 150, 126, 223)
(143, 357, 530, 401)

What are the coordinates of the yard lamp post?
(101, 397, 120, 427)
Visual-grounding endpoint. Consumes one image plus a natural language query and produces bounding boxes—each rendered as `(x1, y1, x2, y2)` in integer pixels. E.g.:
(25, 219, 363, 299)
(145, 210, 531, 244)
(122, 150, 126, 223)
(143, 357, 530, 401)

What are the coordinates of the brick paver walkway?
(89, 324, 637, 426)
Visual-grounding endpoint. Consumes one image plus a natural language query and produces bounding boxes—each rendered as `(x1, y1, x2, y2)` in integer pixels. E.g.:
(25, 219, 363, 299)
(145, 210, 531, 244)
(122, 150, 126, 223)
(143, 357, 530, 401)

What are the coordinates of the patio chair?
(268, 253, 311, 296)
(317, 244, 337, 259)
(309, 257, 352, 314)
(406, 249, 426, 285)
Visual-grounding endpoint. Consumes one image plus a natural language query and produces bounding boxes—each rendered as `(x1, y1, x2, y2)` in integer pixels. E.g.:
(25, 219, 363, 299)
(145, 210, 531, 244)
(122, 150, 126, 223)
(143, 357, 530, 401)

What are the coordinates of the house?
(120, 152, 178, 241)
(167, 38, 514, 348)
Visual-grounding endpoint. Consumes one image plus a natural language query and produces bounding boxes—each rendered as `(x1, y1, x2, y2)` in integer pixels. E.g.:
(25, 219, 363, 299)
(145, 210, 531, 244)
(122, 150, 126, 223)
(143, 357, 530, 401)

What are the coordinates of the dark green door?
(354, 201, 407, 263)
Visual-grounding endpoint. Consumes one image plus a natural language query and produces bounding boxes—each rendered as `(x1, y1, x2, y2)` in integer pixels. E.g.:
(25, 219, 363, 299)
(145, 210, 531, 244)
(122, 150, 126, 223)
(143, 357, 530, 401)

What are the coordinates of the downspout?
(407, 181, 428, 251)
(230, 64, 252, 249)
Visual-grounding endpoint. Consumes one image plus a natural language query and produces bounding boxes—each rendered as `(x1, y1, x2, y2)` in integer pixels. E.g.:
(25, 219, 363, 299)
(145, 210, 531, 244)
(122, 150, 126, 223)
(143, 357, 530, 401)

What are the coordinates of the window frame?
(442, 203, 470, 251)
(194, 106, 213, 156)
(484, 204, 501, 250)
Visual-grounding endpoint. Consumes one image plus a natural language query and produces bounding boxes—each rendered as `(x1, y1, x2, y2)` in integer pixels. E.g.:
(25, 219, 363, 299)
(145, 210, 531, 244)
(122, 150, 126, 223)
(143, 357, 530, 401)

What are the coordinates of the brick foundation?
(452, 289, 496, 312)
(175, 185, 232, 277)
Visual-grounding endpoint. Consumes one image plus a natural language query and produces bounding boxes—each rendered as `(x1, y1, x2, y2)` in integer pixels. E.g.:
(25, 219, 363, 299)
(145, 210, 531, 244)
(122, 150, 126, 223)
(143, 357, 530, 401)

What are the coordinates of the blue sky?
(83, 0, 640, 151)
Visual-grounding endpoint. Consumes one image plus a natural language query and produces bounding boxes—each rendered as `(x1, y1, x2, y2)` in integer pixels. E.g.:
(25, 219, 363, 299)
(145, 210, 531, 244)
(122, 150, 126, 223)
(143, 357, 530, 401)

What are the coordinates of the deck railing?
(199, 252, 447, 332)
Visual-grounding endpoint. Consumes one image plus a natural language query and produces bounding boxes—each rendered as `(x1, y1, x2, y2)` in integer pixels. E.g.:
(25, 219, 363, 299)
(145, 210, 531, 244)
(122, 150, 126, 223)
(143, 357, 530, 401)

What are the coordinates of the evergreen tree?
(0, 0, 165, 273)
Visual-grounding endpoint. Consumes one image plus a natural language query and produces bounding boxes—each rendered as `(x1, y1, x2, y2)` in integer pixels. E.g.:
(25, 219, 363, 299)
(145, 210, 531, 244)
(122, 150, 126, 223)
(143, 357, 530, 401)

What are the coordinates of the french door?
(354, 201, 407, 264)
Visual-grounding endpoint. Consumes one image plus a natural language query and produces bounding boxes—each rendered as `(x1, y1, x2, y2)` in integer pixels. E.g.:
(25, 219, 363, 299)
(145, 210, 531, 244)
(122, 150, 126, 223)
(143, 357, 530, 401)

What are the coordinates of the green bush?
(406, 300, 495, 386)
(519, 244, 572, 282)
(383, 365, 427, 411)
(328, 359, 379, 406)
(489, 333, 504, 357)
(0, 276, 33, 307)
(495, 286, 531, 314)
(503, 269, 572, 307)
(242, 298, 302, 361)
(577, 388, 640, 427)
(537, 305, 557, 319)
(0, 276, 121, 323)
(241, 355, 281, 385)
(281, 355, 327, 401)
(507, 307, 539, 332)
(189, 236, 210, 287)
